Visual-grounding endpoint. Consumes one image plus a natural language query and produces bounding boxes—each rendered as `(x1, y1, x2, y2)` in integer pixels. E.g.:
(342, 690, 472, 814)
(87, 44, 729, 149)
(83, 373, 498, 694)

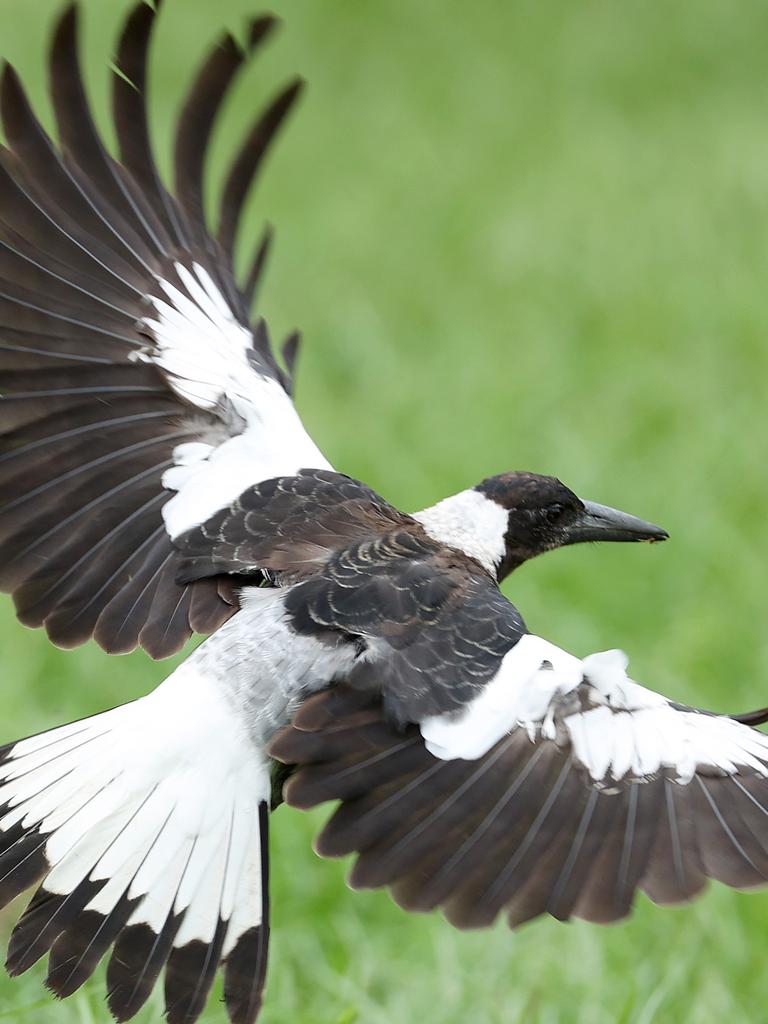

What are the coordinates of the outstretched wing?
(272, 636, 768, 929)
(0, 4, 329, 658)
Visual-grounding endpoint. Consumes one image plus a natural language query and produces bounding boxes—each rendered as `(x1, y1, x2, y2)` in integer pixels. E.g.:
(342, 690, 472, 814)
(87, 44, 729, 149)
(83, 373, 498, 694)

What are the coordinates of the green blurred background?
(1, 0, 768, 1020)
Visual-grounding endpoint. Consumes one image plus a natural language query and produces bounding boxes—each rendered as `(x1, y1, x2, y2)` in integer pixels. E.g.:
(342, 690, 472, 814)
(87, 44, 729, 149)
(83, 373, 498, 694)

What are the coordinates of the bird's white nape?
(413, 489, 508, 574)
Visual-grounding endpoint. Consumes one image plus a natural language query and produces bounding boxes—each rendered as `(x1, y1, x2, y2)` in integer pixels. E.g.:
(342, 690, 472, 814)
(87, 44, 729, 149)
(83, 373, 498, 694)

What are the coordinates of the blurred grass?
(0, 0, 767, 1021)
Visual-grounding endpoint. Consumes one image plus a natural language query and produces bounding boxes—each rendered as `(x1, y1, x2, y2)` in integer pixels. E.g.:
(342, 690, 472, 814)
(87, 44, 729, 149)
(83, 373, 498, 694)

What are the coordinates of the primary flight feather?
(0, 4, 764, 1023)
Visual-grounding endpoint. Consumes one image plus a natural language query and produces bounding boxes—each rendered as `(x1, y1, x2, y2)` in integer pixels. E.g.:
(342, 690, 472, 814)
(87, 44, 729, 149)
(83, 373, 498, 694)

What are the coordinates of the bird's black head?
(475, 471, 668, 581)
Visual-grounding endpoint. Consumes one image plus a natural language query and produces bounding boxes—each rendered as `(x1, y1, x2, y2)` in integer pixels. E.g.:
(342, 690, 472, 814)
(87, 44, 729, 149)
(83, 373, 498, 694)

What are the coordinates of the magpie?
(0, 6, 765, 1024)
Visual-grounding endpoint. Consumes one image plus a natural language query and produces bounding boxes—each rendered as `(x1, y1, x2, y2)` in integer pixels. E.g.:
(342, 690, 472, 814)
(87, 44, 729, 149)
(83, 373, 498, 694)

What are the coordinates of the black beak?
(563, 500, 669, 545)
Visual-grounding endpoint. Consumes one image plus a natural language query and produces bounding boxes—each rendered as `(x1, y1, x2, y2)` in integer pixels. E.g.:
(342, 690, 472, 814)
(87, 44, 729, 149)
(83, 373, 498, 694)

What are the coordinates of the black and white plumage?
(0, 5, 766, 1024)
(0, 3, 319, 659)
(272, 646, 768, 928)
(0, 667, 270, 1024)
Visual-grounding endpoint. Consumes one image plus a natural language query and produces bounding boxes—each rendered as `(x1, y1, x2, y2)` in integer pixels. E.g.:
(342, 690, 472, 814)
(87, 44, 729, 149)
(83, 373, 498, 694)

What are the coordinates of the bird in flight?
(0, 4, 766, 1024)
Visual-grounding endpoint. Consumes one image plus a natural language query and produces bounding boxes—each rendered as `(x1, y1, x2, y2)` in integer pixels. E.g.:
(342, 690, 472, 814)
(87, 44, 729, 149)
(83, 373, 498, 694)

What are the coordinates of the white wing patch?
(142, 263, 254, 411)
(421, 635, 583, 759)
(421, 638, 768, 785)
(160, 385, 331, 539)
(137, 261, 332, 538)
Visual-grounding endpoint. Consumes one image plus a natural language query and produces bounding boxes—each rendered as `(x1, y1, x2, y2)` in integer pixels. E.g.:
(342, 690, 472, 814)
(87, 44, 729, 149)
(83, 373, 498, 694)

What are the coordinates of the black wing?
(175, 469, 405, 582)
(289, 567, 525, 721)
(271, 652, 768, 929)
(0, 5, 323, 658)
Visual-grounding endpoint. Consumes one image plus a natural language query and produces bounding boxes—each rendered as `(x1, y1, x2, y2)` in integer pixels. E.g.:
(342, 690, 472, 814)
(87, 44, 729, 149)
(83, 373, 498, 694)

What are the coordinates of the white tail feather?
(0, 664, 271, 1024)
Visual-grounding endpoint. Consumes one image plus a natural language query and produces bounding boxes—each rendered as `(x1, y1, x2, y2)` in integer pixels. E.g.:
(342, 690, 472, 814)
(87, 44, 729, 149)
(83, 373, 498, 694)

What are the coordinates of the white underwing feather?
(421, 638, 768, 785)
(137, 261, 331, 539)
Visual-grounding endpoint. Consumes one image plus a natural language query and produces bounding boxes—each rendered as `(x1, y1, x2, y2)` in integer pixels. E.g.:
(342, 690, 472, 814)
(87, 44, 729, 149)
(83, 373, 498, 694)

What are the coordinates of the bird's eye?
(542, 503, 565, 525)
